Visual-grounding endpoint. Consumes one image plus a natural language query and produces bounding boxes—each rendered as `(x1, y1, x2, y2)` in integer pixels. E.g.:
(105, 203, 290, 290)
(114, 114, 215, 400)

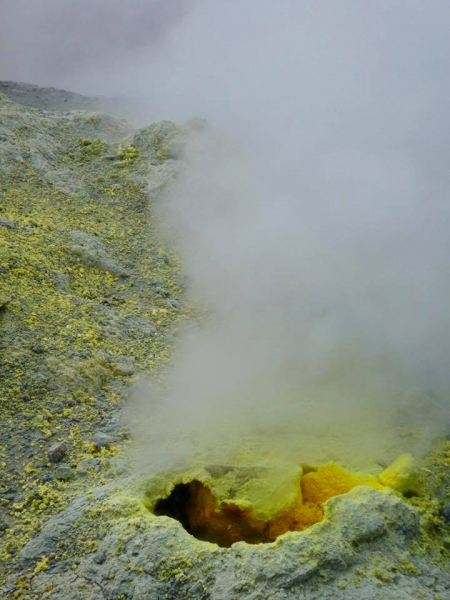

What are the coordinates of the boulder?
(48, 442, 67, 463)
(0, 217, 15, 229)
(69, 230, 130, 277)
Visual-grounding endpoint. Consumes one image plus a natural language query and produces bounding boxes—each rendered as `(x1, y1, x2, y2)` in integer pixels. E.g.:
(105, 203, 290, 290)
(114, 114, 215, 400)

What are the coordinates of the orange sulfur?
(182, 464, 385, 546)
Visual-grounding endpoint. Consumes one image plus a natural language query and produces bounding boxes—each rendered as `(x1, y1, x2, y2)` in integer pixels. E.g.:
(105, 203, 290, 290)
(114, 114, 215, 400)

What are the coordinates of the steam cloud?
(3, 0, 450, 469)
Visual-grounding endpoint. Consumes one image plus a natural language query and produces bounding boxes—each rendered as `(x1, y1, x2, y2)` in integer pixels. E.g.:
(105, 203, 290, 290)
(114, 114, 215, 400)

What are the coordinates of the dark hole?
(403, 490, 418, 499)
(153, 480, 270, 547)
(154, 482, 194, 536)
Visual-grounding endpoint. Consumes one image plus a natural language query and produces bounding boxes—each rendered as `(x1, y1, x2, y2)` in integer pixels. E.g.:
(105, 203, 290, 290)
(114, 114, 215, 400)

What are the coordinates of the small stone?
(167, 298, 180, 310)
(155, 286, 170, 298)
(379, 454, 421, 495)
(69, 230, 130, 277)
(0, 218, 15, 229)
(441, 504, 450, 523)
(77, 458, 99, 469)
(139, 320, 156, 336)
(48, 442, 67, 463)
(93, 550, 107, 565)
(76, 458, 100, 476)
(0, 295, 10, 310)
(111, 356, 135, 376)
(111, 458, 128, 475)
(55, 464, 74, 481)
(31, 343, 45, 354)
(51, 270, 70, 293)
(93, 432, 112, 450)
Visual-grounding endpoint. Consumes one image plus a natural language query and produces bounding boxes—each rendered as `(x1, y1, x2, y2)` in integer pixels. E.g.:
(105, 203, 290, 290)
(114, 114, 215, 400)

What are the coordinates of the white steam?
(134, 117, 450, 471)
(2, 0, 450, 469)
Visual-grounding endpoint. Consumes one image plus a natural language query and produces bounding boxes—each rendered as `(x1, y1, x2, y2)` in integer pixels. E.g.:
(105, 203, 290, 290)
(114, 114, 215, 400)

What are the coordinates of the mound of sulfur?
(379, 453, 422, 495)
(151, 462, 385, 546)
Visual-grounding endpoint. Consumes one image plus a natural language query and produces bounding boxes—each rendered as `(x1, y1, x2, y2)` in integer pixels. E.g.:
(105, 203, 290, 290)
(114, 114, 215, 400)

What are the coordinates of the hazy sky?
(0, 1, 191, 86)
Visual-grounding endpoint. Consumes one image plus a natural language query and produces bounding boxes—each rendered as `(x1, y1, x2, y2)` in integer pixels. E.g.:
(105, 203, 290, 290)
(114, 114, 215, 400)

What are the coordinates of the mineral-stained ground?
(0, 83, 450, 600)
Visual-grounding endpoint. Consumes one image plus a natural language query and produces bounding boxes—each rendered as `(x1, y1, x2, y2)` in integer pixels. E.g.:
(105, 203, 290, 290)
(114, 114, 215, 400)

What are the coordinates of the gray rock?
(0, 217, 15, 229)
(51, 270, 71, 293)
(75, 467, 88, 477)
(55, 464, 74, 481)
(48, 442, 67, 463)
(19, 483, 114, 566)
(66, 110, 132, 144)
(93, 549, 107, 565)
(92, 303, 157, 341)
(110, 458, 129, 475)
(93, 432, 113, 450)
(45, 169, 85, 196)
(145, 160, 180, 200)
(128, 316, 156, 336)
(18, 484, 432, 599)
(0, 515, 9, 531)
(31, 342, 46, 354)
(76, 458, 101, 476)
(111, 355, 135, 376)
(167, 298, 180, 310)
(69, 230, 130, 277)
(46, 353, 111, 398)
(28, 133, 60, 170)
(0, 294, 10, 309)
(132, 120, 183, 160)
(77, 458, 100, 470)
(0, 123, 23, 172)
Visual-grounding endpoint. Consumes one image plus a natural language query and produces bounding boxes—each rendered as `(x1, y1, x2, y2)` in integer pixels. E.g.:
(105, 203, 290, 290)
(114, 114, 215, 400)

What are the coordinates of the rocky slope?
(0, 85, 189, 590)
(0, 84, 450, 600)
(0, 81, 127, 118)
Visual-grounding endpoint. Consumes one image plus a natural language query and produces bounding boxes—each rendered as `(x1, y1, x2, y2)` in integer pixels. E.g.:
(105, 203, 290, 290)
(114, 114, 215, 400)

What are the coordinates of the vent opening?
(154, 480, 291, 547)
(152, 464, 385, 547)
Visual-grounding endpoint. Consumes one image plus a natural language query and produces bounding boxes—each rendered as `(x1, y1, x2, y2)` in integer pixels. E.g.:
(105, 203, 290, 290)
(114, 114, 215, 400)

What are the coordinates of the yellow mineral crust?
(151, 462, 390, 546)
(379, 453, 421, 494)
(301, 463, 384, 505)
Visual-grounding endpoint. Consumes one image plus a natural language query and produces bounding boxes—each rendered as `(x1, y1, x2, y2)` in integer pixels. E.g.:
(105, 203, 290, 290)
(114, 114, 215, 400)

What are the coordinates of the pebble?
(111, 458, 128, 475)
(93, 432, 113, 450)
(55, 464, 74, 481)
(31, 343, 46, 354)
(111, 356, 135, 376)
(48, 442, 67, 463)
(0, 218, 15, 229)
(93, 550, 107, 565)
(51, 270, 70, 293)
(167, 299, 180, 310)
(0, 295, 10, 309)
(76, 457, 101, 475)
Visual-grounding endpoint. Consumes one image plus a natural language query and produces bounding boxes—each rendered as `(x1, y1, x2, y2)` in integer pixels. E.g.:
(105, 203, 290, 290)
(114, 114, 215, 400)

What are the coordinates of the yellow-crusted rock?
(380, 454, 421, 495)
